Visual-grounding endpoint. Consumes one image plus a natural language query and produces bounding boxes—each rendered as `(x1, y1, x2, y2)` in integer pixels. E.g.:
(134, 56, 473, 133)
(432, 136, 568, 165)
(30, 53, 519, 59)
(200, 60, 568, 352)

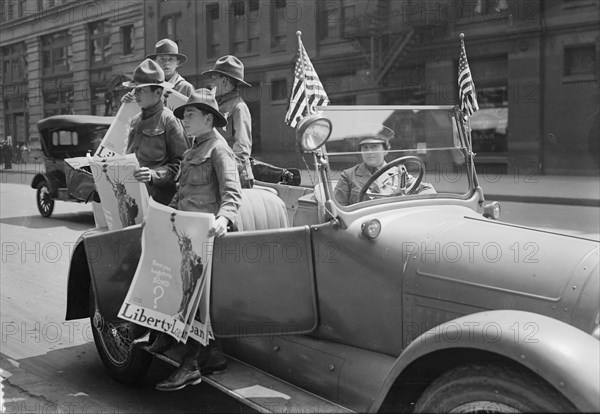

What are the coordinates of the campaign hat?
(122, 59, 171, 89)
(146, 39, 188, 64)
(202, 55, 251, 87)
(173, 88, 227, 128)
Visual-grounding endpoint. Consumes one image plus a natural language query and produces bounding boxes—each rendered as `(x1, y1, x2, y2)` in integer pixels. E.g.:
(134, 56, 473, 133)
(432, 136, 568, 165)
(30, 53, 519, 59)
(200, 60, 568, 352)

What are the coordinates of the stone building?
(0, 0, 145, 156)
(143, 0, 599, 175)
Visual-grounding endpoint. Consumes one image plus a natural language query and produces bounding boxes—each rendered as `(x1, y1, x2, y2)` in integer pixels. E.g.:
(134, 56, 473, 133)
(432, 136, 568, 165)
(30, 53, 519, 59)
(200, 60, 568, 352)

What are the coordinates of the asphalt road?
(1, 176, 598, 413)
(0, 178, 250, 414)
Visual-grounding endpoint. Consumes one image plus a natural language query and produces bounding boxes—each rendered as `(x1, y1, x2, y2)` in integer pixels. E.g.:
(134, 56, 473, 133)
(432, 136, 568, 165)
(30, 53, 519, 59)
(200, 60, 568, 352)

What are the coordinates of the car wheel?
(36, 181, 54, 217)
(89, 287, 152, 384)
(414, 363, 576, 413)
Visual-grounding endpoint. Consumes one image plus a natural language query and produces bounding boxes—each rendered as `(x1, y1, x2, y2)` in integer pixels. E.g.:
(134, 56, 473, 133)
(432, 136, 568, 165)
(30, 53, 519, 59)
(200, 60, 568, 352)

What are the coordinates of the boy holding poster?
(154, 88, 242, 391)
(122, 59, 188, 205)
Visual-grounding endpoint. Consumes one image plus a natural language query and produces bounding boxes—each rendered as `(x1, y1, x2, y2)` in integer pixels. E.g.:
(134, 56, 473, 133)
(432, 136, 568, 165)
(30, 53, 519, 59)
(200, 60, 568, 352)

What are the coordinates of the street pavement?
(2, 161, 599, 207)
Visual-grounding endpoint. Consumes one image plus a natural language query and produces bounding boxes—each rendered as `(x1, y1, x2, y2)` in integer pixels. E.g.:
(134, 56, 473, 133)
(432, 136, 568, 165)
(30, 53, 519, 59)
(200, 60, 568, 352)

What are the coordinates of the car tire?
(36, 181, 54, 217)
(414, 363, 576, 413)
(89, 287, 152, 384)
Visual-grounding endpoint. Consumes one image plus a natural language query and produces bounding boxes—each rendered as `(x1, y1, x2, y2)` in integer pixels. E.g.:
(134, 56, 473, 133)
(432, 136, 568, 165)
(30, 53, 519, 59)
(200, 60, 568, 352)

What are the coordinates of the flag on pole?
(458, 34, 479, 117)
(285, 38, 329, 128)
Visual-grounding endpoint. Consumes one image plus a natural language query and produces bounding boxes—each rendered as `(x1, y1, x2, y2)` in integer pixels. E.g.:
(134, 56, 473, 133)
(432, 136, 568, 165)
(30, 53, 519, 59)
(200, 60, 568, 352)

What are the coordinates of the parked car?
(65, 105, 599, 413)
(30, 115, 114, 217)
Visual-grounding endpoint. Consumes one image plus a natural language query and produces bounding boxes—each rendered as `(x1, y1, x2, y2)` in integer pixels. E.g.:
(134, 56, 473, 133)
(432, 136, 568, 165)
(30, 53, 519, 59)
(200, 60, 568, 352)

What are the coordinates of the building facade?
(0, 0, 144, 156)
(2, 0, 597, 175)
(142, 0, 598, 176)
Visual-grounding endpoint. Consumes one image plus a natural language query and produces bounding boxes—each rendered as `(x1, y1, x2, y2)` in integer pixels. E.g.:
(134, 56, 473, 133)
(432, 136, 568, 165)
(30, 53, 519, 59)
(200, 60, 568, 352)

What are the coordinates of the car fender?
(31, 173, 51, 190)
(371, 310, 599, 412)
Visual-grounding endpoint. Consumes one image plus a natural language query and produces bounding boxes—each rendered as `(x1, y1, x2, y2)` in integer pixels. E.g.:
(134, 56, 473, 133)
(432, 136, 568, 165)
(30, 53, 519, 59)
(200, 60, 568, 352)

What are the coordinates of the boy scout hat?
(174, 88, 227, 128)
(146, 39, 188, 64)
(202, 55, 251, 87)
(122, 59, 171, 89)
(358, 126, 394, 146)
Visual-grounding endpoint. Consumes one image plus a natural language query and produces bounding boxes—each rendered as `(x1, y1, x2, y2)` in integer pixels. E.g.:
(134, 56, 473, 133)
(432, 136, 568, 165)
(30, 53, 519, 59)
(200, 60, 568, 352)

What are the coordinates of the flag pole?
(295, 32, 333, 214)
(459, 33, 479, 190)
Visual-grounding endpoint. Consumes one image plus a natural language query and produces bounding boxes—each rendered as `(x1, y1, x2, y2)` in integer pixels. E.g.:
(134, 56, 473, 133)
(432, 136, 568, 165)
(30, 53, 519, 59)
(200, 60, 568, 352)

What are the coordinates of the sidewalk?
(2, 162, 598, 207)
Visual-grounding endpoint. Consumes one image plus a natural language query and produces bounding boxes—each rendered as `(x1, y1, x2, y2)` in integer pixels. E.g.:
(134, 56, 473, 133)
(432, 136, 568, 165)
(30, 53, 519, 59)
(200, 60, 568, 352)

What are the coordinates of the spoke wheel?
(36, 181, 55, 217)
(414, 364, 576, 413)
(89, 287, 152, 383)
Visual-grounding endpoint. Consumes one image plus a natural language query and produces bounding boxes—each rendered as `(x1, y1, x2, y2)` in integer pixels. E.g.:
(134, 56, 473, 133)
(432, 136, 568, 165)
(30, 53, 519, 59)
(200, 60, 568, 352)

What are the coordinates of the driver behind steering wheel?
(334, 127, 436, 206)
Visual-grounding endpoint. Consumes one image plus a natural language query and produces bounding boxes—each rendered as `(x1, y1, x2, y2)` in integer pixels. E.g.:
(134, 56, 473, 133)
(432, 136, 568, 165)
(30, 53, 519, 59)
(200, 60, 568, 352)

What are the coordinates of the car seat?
(234, 188, 289, 231)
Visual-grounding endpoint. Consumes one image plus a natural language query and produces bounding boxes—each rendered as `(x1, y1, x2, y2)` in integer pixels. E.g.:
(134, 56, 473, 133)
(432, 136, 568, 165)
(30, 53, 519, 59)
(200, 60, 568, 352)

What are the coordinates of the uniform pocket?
(188, 157, 213, 185)
(138, 129, 166, 162)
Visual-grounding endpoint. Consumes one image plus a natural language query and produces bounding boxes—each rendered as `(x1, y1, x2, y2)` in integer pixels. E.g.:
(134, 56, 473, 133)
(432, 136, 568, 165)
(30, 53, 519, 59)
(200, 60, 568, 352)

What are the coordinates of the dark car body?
(30, 115, 114, 217)
(64, 106, 599, 413)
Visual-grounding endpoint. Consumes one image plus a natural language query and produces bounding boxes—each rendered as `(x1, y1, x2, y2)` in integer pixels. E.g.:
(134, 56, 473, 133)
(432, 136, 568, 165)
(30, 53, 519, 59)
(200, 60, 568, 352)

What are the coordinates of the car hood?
(364, 205, 600, 334)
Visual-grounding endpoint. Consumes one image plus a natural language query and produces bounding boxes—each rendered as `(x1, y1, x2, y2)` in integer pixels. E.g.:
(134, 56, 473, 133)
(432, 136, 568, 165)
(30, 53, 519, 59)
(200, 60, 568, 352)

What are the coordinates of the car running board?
(151, 351, 354, 413)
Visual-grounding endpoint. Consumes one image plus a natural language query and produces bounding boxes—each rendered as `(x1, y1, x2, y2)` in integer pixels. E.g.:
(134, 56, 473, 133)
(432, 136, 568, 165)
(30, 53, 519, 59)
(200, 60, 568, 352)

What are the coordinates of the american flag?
(458, 36, 479, 117)
(285, 39, 329, 128)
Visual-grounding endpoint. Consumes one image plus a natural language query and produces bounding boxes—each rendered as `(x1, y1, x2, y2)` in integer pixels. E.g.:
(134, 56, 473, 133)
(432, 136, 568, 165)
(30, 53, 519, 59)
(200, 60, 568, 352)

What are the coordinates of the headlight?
(295, 114, 332, 152)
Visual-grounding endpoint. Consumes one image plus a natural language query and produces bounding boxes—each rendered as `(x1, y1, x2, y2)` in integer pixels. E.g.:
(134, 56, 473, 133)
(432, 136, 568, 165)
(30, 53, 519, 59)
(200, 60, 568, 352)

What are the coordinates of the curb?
(485, 194, 600, 208)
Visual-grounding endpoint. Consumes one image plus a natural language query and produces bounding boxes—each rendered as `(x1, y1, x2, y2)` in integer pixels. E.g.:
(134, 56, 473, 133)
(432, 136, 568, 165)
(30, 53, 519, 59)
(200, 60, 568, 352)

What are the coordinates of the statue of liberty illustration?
(103, 164, 138, 227)
(171, 212, 204, 323)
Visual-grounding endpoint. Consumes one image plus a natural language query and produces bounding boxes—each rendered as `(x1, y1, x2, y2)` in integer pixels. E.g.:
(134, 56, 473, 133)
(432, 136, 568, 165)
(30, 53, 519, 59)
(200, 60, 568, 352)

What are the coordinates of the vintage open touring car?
(65, 105, 599, 413)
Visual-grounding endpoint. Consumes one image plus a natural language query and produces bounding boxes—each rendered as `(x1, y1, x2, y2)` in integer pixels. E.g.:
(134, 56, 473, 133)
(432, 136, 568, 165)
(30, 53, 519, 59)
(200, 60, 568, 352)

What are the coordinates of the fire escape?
(342, 1, 449, 88)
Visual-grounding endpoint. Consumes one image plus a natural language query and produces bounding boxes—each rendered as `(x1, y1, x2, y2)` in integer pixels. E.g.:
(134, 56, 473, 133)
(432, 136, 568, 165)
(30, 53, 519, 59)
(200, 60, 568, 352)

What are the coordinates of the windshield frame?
(313, 105, 478, 211)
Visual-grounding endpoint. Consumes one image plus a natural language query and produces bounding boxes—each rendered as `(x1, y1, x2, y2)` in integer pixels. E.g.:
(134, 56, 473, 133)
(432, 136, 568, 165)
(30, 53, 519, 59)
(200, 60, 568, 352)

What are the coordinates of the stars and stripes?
(458, 36, 479, 117)
(285, 39, 329, 128)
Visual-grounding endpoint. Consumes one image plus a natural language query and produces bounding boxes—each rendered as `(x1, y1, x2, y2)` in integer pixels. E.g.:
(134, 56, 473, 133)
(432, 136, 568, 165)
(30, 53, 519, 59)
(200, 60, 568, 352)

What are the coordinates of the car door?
(211, 225, 318, 337)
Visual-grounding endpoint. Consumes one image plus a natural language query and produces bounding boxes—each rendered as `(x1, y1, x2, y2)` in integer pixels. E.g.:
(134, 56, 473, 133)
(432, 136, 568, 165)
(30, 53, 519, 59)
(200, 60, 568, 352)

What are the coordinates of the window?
(1, 43, 26, 83)
(18, 0, 25, 18)
(318, 0, 355, 41)
(90, 20, 111, 67)
(564, 44, 597, 80)
(464, 56, 509, 155)
(5, 0, 15, 21)
(89, 69, 111, 115)
(456, 0, 509, 21)
(160, 13, 181, 44)
(231, 0, 260, 54)
(121, 24, 134, 55)
(42, 78, 74, 117)
(206, 3, 220, 58)
(270, 79, 287, 101)
(41, 31, 72, 75)
(271, 0, 287, 50)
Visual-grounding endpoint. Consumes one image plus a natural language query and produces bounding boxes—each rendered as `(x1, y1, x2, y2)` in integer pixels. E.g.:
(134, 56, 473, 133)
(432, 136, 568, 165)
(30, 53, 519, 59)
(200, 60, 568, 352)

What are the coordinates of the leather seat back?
(234, 188, 289, 231)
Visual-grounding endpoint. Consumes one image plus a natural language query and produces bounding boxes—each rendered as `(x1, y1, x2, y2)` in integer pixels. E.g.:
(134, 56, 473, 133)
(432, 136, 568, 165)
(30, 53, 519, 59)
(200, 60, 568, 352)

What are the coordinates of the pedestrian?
(3, 141, 13, 170)
(202, 55, 255, 188)
(153, 88, 242, 392)
(122, 58, 188, 205)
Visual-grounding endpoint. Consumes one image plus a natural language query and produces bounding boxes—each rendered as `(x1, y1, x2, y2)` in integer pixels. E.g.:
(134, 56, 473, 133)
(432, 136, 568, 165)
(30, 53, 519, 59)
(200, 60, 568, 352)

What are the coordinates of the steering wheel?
(358, 156, 425, 202)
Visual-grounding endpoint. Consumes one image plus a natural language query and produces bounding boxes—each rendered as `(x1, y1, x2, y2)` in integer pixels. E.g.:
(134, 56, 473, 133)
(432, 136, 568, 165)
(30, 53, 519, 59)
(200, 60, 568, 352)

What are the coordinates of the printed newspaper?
(118, 198, 215, 345)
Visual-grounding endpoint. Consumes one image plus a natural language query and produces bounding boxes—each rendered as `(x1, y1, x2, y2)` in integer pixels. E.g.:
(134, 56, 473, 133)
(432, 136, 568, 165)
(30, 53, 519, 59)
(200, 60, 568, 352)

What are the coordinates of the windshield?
(319, 106, 472, 208)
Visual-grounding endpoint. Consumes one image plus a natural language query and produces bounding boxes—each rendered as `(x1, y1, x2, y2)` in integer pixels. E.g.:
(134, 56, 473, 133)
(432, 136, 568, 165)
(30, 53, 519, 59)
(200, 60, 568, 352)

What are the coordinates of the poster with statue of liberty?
(118, 198, 215, 344)
(89, 154, 149, 231)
